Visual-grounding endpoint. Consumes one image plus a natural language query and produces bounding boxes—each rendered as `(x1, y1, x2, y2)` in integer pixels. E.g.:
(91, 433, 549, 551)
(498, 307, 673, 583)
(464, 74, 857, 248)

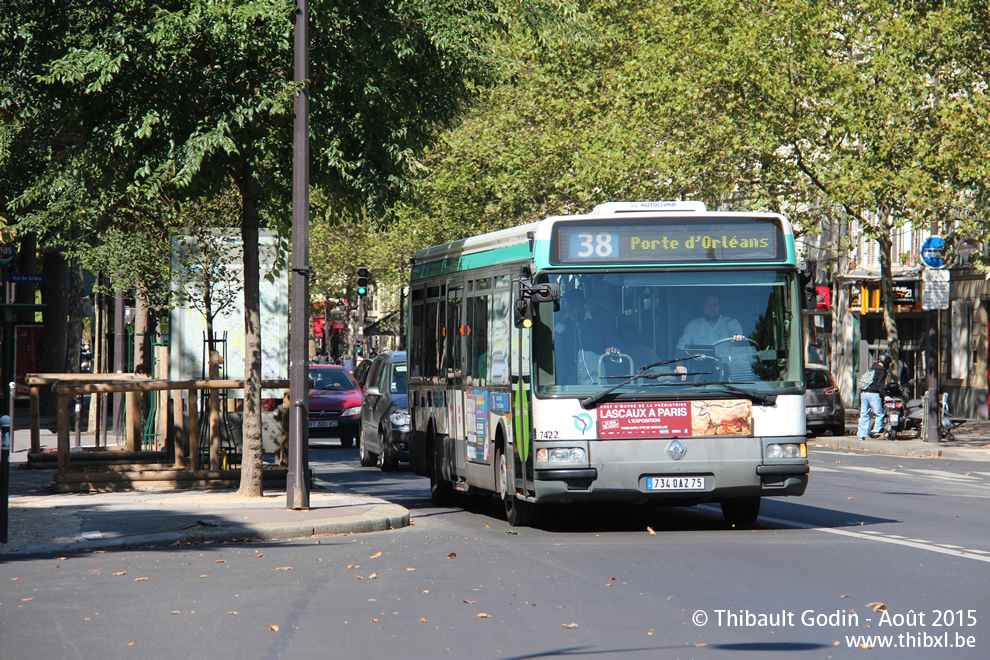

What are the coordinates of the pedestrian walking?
(857, 355, 890, 440)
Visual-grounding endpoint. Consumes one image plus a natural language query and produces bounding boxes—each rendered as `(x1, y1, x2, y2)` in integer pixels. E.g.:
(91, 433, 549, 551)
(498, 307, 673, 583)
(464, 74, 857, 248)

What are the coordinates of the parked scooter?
(881, 381, 924, 440)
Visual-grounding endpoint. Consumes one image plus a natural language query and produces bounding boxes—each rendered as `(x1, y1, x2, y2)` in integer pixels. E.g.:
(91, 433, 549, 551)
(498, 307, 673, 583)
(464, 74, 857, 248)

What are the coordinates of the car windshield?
(532, 270, 803, 397)
(310, 368, 357, 391)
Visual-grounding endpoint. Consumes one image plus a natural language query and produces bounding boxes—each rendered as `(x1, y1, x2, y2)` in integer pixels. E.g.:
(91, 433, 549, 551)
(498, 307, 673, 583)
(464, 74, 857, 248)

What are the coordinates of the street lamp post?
(287, 0, 311, 510)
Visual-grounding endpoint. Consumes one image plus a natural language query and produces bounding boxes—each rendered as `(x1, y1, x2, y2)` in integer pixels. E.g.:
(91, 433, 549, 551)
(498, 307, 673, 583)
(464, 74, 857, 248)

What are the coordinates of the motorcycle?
(881, 382, 924, 440)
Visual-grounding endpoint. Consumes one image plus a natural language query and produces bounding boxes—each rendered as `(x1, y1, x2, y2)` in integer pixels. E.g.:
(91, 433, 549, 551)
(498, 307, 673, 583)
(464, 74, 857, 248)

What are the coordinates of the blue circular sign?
(921, 236, 946, 269)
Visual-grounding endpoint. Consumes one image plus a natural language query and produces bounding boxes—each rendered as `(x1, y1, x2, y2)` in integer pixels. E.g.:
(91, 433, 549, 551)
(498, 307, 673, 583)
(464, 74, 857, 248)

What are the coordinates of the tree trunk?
(66, 249, 84, 373)
(235, 165, 264, 497)
(39, 250, 69, 414)
(877, 210, 900, 367)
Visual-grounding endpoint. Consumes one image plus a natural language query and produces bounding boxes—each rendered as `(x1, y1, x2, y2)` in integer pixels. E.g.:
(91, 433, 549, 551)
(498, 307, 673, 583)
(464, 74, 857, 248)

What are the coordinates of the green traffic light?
(357, 286, 367, 296)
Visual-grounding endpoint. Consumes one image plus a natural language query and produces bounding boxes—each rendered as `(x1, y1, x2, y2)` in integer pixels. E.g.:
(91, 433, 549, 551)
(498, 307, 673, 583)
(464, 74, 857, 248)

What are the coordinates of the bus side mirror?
(514, 281, 561, 328)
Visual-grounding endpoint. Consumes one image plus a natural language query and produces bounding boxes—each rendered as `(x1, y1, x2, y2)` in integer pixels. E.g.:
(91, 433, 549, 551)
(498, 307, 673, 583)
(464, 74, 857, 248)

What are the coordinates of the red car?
(308, 365, 363, 447)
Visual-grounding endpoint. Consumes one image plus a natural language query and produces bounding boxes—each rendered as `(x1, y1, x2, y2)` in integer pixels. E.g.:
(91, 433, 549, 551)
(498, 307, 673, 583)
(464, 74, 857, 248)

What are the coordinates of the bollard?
(1, 414, 10, 544)
(75, 393, 83, 449)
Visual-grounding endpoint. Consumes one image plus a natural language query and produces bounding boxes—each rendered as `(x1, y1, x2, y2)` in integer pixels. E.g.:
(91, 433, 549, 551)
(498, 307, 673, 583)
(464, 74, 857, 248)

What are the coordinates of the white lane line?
(842, 466, 909, 476)
(756, 514, 990, 564)
(810, 466, 840, 473)
(904, 468, 979, 482)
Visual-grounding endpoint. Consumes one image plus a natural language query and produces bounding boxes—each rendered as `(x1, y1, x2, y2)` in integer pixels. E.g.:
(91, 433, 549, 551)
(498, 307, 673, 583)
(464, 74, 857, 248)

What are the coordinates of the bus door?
(445, 285, 466, 471)
(511, 300, 535, 497)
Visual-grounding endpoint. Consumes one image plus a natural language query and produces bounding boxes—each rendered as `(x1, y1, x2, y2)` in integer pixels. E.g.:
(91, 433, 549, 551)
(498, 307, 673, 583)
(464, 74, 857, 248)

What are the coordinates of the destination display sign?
(597, 399, 753, 438)
(551, 217, 785, 265)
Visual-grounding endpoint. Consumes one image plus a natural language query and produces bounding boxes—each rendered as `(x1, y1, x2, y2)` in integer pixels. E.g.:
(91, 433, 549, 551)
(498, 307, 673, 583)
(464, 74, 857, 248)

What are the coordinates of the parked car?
(308, 365, 363, 447)
(805, 364, 845, 436)
(358, 351, 410, 471)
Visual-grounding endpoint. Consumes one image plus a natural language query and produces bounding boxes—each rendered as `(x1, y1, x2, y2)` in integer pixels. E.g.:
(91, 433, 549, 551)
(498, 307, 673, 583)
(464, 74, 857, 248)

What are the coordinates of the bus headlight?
(536, 448, 587, 464)
(766, 443, 806, 459)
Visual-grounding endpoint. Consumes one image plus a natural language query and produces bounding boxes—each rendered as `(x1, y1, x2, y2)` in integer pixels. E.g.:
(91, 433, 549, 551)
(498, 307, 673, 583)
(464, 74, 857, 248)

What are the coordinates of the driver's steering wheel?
(712, 336, 759, 348)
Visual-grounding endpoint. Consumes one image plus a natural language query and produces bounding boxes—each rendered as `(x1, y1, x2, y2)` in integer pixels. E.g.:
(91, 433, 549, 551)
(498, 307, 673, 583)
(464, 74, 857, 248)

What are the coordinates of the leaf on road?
(406, 568, 417, 571)
(199, 575, 208, 578)
(270, 625, 280, 632)
(229, 611, 239, 615)
(21, 598, 33, 602)
(112, 572, 126, 576)
(134, 577, 150, 581)
(275, 567, 293, 571)
(369, 573, 378, 579)
(847, 497, 854, 500)
(647, 526, 655, 535)
(370, 551, 383, 559)
(867, 602, 887, 612)
(464, 600, 477, 604)
(477, 613, 491, 618)
(447, 553, 456, 559)
(171, 610, 181, 615)
(506, 530, 519, 535)
(256, 554, 265, 558)
(216, 559, 226, 563)
(840, 594, 849, 598)
(563, 623, 578, 629)
(419, 617, 429, 623)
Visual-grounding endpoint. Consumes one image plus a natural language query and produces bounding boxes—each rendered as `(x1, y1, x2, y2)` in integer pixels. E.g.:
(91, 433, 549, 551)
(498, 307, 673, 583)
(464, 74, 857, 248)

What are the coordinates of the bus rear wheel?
(496, 447, 535, 527)
(721, 497, 761, 526)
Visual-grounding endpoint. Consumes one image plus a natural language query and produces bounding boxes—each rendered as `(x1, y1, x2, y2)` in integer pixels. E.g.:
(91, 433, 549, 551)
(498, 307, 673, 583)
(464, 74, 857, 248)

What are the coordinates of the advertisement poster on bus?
(465, 389, 489, 461)
(597, 400, 753, 438)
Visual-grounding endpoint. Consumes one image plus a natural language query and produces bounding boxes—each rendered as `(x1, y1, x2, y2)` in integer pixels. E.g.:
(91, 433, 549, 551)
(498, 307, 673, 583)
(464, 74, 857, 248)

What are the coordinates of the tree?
(392, 0, 990, 365)
(2, 0, 578, 495)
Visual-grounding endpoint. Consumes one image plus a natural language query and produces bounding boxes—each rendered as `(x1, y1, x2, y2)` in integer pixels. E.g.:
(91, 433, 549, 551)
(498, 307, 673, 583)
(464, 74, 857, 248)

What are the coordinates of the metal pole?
(1, 413, 10, 544)
(287, 0, 310, 510)
(114, 292, 125, 442)
(925, 309, 939, 442)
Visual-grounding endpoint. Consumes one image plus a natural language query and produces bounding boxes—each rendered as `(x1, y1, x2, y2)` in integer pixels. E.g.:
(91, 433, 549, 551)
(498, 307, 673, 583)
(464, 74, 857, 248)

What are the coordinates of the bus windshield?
(533, 270, 802, 396)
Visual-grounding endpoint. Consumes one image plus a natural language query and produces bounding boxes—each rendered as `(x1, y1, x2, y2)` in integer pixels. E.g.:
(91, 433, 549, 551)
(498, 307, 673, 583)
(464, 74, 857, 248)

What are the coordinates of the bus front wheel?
(721, 497, 761, 527)
(496, 447, 535, 527)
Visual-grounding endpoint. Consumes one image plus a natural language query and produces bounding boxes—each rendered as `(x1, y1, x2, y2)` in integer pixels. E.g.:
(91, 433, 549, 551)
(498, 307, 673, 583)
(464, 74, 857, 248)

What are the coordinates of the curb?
(0, 504, 410, 558)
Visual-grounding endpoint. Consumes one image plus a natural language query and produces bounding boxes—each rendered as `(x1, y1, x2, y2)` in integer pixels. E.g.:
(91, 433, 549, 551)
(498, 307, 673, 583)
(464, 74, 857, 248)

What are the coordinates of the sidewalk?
(1, 421, 409, 557)
(808, 408, 990, 461)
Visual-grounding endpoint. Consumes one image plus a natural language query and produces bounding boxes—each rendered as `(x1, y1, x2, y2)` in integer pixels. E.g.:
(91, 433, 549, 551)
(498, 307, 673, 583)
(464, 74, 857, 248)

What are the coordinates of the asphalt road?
(2, 441, 987, 659)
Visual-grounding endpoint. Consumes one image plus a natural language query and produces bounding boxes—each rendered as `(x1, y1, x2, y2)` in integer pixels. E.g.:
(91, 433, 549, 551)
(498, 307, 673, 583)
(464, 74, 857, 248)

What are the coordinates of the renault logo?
(667, 440, 686, 461)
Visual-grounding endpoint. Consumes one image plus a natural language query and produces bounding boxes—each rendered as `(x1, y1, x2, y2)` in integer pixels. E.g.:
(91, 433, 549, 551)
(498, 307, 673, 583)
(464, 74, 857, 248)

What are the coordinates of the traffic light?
(355, 266, 370, 296)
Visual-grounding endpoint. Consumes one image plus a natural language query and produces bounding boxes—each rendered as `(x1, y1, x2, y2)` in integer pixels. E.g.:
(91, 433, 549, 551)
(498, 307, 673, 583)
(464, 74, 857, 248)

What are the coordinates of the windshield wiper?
(579, 356, 701, 410)
(669, 380, 777, 406)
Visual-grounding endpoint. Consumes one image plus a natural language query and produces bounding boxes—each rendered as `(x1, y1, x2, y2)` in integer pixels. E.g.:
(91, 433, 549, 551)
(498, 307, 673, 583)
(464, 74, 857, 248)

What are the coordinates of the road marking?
(904, 468, 979, 482)
(755, 514, 990, 564)
(842, 466, 909, 476)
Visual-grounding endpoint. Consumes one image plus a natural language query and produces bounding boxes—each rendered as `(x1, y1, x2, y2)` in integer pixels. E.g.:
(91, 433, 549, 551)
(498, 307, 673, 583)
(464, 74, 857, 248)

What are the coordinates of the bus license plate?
(647, 477, 705, 491)
(309, 420, 338, 428)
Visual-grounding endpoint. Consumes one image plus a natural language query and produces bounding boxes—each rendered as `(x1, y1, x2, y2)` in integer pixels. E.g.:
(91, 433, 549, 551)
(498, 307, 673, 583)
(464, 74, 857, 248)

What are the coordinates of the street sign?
(920, 235, 946, 269)
(7, 273, 46, 284)
(921, 268, 950, 310)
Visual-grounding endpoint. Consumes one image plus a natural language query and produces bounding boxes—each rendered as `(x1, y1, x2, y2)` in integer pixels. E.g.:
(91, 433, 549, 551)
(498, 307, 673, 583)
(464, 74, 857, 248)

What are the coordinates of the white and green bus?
(407, 201, 809, 526)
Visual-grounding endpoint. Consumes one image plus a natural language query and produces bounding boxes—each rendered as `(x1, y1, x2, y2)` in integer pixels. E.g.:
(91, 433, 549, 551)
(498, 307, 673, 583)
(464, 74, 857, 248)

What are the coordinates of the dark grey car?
(805, 364, 845, 436)
(358, 351, 410, 471)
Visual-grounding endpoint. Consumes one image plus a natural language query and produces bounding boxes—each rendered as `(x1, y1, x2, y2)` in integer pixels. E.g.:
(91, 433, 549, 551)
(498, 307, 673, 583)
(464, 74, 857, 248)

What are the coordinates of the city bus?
(407, 201, 809, 526)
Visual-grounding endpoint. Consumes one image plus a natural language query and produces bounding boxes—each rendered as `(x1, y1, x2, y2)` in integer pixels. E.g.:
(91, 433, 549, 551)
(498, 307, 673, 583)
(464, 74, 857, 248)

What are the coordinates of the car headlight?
(536, 447, 587, 464)
(389, 411, 410, 427)
(342, 406, 362, 417)
(766, 443, 807, 459)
